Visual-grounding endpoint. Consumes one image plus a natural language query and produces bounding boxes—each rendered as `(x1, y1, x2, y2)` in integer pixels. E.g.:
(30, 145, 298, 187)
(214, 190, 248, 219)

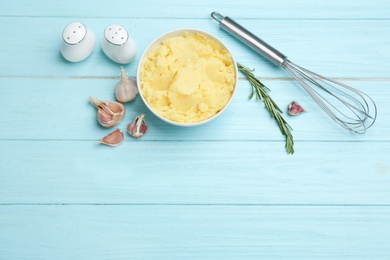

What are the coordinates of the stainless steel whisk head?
(211, 12, 377, 133)
(282, 60, 376, 133)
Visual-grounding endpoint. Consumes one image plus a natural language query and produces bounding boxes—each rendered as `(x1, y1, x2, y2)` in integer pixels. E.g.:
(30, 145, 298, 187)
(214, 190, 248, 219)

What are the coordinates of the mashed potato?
(139, 32, 236, 123)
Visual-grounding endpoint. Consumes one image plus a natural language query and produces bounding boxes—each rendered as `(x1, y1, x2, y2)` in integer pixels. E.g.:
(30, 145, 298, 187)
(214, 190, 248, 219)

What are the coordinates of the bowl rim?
(136, 28, 238, 127)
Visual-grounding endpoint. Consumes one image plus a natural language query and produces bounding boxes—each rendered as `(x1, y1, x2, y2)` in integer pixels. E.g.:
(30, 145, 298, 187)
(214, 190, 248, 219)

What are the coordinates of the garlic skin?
(99, 128, 124, 146)
(115, 67, 138, 103)
(288, 101, 306, 116)
(89, 96, 125, 127)
(127, 114, 148, 139)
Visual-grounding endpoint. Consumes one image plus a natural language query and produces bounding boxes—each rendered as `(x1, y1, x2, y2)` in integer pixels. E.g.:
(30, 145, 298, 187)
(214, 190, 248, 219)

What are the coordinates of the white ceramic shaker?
(101, 24, 137, 64)
(61, 22, 95, 62)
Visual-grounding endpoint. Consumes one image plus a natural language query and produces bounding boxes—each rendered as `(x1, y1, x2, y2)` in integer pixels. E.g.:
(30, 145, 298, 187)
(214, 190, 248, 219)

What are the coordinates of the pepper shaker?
(61, 22, 95, 62)
(101, 24, 137, 64)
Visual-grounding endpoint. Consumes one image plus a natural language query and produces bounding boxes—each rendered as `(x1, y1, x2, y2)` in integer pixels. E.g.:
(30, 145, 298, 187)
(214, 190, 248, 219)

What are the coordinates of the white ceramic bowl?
(137, 29, 238, 127)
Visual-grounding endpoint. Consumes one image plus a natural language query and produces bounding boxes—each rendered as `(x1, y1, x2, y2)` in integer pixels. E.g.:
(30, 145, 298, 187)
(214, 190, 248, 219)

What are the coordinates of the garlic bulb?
(127, 114, 148, 139)
(288, 101, 307, 116)
(99, 128, 124, 146)
(115, 67, 138, 103)
(89, 96, 125, 127)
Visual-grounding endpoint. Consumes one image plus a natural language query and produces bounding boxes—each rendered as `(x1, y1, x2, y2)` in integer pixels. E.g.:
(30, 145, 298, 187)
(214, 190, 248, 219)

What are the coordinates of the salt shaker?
(61, 22, 95, 62)
(101, 24, 137, 64)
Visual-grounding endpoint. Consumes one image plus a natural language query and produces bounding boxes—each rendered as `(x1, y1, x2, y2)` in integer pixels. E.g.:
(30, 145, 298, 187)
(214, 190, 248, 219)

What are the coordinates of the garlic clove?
(99, 128, 124, 146)
(288, 101, 307, 116)
(127, 113, 148, 139)
(115, 67, 138, 103)
(89, 96, 125, 127)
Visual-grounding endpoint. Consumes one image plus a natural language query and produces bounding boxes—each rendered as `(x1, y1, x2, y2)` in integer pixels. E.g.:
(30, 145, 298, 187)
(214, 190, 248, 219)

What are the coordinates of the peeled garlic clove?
(288, 101, 307, 116)
(89, 96, 125, 127)
(127, 114, 148, 139)
(115, 67, 138, 103)
(99, 128, 124, 146)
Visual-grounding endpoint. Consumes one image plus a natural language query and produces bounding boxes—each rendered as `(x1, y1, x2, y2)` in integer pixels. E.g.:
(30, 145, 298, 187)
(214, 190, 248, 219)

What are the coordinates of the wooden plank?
(0, 141, 389, 204)
(0, 17, 389, 78)
(1, 0, 389, 19)
(0, 205, 389, 259)
(0, 1, 389, 259)
(0, 78, 385, 141)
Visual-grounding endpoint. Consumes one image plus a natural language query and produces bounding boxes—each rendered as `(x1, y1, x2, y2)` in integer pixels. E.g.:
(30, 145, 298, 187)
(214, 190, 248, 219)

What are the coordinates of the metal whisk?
(211, 12, 377, 134)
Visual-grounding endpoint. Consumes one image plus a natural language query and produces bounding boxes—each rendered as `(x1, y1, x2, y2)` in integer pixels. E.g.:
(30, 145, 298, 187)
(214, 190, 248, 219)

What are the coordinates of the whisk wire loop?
(212, 12, 377, 133)
(282, 60, 377, 134)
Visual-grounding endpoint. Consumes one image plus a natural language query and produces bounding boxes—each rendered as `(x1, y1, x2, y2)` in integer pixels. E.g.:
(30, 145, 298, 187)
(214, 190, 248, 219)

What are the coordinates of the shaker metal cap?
(104, 24, 128, 46)
(63, 22, 87, 45)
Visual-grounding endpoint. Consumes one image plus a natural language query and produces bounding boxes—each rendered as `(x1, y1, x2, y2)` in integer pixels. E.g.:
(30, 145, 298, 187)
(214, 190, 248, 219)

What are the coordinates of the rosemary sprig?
(237, 63, 294, 154)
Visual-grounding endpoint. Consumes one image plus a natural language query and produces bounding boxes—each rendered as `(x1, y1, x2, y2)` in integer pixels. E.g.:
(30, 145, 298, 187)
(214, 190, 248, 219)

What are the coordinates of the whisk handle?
(211, 12, 287, 66)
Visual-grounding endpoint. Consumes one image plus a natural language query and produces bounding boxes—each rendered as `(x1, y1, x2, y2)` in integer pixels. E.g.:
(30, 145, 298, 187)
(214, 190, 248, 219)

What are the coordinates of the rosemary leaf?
(237, 62, 294, 154)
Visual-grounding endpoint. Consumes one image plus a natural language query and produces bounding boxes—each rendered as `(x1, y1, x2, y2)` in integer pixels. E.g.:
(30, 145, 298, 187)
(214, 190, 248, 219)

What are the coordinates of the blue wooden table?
(1, 0, 390, 259)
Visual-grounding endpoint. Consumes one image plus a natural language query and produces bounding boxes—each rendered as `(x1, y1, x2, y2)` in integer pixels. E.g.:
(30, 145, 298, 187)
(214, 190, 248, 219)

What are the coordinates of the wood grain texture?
(0, 0, 389, 258)
(0, 18, 389, 78)
(0, 141, 389, 204)
(1, 205, 390, 259)
(1, 0, 389, 19)
(0, 78, 387, 141)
